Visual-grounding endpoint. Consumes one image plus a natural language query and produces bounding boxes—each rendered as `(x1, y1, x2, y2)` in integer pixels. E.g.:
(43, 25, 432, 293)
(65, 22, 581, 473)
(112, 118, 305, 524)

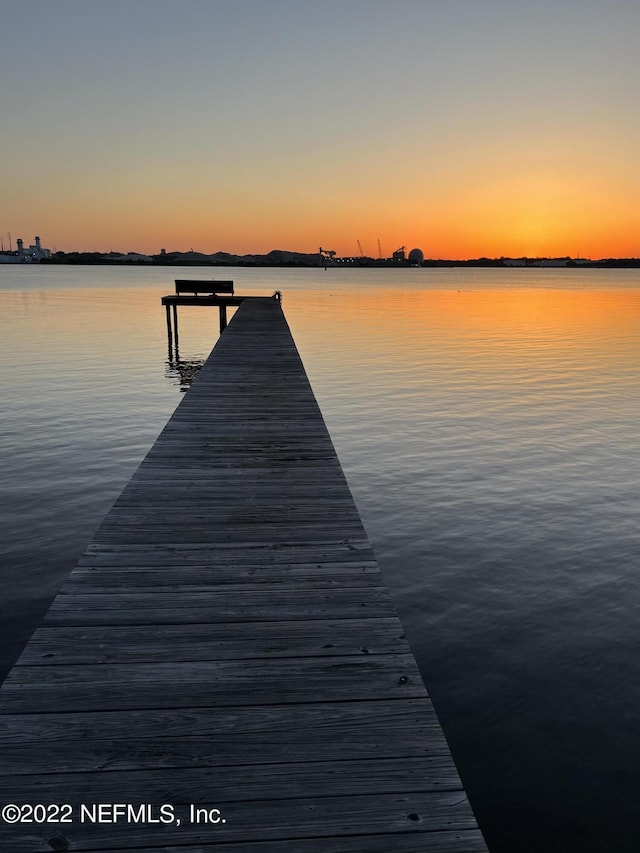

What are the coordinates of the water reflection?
(165, 358, 204, 392)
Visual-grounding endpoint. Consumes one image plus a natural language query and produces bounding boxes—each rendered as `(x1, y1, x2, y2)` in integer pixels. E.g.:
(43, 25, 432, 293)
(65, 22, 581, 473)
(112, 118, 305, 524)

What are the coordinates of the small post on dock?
(219, 303, 228, 333)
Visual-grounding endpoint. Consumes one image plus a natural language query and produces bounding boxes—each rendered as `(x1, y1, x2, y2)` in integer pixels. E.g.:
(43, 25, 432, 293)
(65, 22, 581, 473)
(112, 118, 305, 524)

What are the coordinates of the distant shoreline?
(35, 257, 640, 269)
(3, 244, 639, 269)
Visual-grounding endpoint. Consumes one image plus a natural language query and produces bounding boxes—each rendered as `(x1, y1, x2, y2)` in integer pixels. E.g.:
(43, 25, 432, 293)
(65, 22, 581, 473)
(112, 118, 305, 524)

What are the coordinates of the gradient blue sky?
(2, 0, 639, 258)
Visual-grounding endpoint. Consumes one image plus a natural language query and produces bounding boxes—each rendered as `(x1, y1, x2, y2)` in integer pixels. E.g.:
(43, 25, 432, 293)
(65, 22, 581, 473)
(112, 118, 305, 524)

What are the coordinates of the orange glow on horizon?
(30, 195, 639, 261)
(8, 159, 640, 261)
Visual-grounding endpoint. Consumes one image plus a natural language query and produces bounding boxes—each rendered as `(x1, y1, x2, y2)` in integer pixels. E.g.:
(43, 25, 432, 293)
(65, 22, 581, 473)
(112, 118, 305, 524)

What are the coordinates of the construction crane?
(377, 238, 382, 259)
(357, 240, 364, 258)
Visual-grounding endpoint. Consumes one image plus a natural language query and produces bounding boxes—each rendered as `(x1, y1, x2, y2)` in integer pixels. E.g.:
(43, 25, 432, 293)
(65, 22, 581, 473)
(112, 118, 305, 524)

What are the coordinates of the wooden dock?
(0, 296, 488, 852)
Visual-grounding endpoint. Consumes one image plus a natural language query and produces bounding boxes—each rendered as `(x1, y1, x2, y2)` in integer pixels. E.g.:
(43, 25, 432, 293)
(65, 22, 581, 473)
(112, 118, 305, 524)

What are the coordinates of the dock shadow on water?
(164, 358, 205, 392)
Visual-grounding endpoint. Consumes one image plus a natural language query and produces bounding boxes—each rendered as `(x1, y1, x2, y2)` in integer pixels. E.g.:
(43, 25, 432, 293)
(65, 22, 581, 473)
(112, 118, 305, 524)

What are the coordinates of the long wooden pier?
(0, 297, 488, 852)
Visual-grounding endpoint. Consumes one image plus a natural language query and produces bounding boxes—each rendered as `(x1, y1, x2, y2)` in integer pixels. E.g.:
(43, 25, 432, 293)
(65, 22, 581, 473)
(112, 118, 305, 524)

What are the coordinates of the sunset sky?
(2, 0, 639, 259)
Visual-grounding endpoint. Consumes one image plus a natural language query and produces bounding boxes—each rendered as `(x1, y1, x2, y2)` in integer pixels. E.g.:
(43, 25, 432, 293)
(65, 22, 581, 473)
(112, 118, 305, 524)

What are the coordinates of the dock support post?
(219, 303, 228, 333)
(172, 303, 179, 354)
(165, 304, 173, 359)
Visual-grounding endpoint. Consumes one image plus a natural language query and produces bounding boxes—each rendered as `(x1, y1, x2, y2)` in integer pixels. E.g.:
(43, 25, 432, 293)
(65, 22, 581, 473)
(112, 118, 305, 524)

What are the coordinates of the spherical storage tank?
(408, 248, 424, 265)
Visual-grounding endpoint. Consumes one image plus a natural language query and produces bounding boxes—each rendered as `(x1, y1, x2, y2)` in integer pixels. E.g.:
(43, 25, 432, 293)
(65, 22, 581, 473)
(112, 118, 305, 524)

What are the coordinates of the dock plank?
(0, 699, 450, 770)
(17, 617, 408, 665)
(0, 755, 462, 803)
(88, 835, 489, 853)
(59, 565, 382, 589)
(1, 655, 426, 713)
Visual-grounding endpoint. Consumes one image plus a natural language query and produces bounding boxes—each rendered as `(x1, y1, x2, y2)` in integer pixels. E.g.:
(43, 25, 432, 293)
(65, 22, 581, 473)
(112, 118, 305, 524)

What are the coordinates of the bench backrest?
(175, 280, 234, 295)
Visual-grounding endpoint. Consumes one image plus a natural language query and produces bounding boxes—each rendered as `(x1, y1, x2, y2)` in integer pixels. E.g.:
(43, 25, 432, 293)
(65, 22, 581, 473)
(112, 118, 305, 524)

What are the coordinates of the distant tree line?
(40, 251, 640, 268)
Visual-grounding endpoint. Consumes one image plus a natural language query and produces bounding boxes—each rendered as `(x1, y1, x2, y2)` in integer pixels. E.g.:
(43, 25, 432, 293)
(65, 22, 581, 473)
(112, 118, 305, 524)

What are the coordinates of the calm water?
(2, 264, 640, 852)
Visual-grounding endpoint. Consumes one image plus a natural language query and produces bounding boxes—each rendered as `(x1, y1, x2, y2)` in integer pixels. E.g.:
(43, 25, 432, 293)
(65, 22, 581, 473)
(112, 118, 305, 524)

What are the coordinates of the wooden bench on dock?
(174, 279, 235, 296)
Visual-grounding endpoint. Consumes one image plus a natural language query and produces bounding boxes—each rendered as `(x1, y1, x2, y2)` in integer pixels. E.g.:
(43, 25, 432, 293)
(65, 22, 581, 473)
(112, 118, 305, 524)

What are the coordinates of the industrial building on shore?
(0, 235, 51, 263)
